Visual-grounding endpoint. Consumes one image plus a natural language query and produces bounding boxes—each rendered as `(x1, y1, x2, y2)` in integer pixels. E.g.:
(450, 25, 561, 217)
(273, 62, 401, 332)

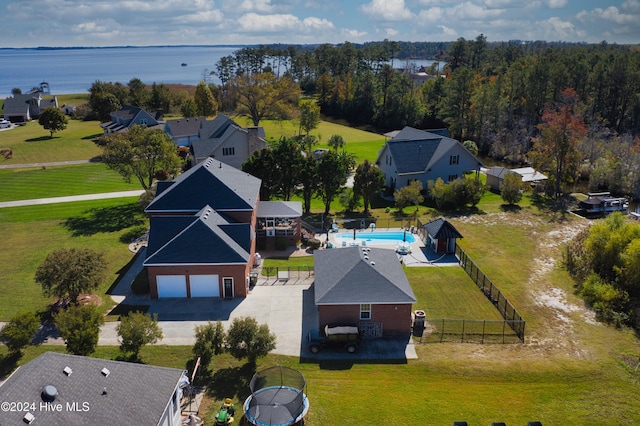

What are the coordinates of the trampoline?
(243, 366, 309, 426)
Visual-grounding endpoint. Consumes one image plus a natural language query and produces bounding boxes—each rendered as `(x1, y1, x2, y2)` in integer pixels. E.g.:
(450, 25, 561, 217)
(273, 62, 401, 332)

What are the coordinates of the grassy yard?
(0, 119, 103, 164)
(0, 198, 146, 319)
(0, 163, 141, 201)
(236, 116, 386, 164)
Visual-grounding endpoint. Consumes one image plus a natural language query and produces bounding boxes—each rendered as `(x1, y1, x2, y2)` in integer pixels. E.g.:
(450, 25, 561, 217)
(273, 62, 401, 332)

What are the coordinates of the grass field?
(0, 119, 103, 164)
(0, 163, 141, 201)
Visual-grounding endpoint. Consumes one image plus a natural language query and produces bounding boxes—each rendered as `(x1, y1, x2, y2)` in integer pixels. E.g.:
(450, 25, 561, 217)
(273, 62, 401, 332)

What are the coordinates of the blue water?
(339, 231, 416, 244)
(0, 46, 439, 98)
(0, 46, 238, 97)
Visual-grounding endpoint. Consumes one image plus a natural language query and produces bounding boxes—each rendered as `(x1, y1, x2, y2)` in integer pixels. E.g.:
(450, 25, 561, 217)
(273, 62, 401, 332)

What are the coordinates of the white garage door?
(157, 275, 187, 298)
(189, 275, 220, 298)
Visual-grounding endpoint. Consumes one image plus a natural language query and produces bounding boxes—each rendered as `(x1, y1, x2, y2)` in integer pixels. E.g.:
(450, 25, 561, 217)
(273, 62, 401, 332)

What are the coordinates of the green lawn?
(0, 198, 146, 318)
(0, 119, 103, 164)
(236, 116, 386, 164)
(0, 163, 141, 201)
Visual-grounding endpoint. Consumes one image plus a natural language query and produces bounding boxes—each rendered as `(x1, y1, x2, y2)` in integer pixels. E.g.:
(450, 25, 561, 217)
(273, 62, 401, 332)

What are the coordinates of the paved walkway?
(0, 159, 94, 169)
(0, 190, 145, 208)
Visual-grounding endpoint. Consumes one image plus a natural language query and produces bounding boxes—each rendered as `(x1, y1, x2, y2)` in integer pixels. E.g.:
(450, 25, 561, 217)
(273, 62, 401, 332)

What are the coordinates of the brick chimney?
(247, 127, 263, 155)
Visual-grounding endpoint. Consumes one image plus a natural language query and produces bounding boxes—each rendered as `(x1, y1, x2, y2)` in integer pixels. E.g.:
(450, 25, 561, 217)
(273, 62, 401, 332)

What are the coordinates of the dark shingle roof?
(424, 217, 463, 240)
(165, 117, 205, 138)
(386, 138, 441, 174)
(0, 352, 184, 426)
(314, 247, 416, 305)
(144, 206, 251, 266)
(145, 158, 261, 213)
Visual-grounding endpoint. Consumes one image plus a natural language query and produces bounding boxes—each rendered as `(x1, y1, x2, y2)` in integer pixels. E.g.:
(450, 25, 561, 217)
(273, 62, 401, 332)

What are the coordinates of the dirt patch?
(76, 294, 102, 306)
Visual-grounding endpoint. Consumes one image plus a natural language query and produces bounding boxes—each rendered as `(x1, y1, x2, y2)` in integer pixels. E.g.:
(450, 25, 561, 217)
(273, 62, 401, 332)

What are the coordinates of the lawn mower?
(214, 398, 235, 425)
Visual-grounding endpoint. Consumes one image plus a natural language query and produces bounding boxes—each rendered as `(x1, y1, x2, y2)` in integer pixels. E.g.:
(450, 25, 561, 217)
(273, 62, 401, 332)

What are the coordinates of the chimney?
(247, 127, 262, 155)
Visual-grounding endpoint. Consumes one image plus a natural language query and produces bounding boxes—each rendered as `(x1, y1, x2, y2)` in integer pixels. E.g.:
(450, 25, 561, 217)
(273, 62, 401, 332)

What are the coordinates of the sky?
(1, 0, 639, 48)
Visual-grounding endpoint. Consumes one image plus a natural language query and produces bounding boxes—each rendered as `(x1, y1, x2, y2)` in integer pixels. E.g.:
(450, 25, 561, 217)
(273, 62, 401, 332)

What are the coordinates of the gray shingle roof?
(165, 117, 205, 138)
(424, 217, 463, 240)
(144, 206, 251, 266)
(0, 352, 184, 426)
(256, 201, 302, 218)
(314, 247, 416, 305)
(145, 158, 261, 213)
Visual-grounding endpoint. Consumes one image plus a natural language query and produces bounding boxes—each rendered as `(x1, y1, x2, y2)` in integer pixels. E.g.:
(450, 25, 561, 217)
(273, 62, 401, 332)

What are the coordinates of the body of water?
(0, 46, 239, 98)
(0, 46, 439, 98)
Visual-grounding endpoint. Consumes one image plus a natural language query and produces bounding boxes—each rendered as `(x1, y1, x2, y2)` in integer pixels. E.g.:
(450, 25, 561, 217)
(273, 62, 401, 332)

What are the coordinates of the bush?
(193, 321, 225, 369)
(501, 173, 525, 205)
(307, 238, 321, 250)
(54, 304, 104, 355)
(116, 311, 163, 359)
(225, 317, 276, 364)
(120, 224, 149, 244)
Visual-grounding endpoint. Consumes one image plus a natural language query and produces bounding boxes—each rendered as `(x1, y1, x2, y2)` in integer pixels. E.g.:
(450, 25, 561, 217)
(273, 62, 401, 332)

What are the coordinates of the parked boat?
(181, 63, 188, 66)
(578, 192, 628, 215)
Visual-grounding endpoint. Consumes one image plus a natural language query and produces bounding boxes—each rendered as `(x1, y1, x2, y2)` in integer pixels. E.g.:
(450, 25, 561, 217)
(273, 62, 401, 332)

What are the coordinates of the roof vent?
(101, 367, 110, 377)
(41, 385, 58, 402)
(370, 261, 376, 266)
(364, 256, 369, 260)
(23, 412, 35, 424)
(63, 366, 72, 376)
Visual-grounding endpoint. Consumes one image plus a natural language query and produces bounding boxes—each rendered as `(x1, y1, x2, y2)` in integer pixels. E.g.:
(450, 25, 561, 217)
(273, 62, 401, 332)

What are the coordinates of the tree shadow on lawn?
(25, 136, 57, 142)
(205, 363, 255, 403)
(0, 352, 21, 380)
(63, 203, 144, 236)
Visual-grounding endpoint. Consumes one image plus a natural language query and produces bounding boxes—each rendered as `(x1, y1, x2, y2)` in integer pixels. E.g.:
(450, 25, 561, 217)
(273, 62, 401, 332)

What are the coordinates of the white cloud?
(175, 10, 224, 24)
(360, 0, 415, 21)
(341, 28, 368, 39)
(539, 16, 576, 39)
(544, 0, 567, 8)
(237, 13, 333, 33)
(448, 2, 504, 20)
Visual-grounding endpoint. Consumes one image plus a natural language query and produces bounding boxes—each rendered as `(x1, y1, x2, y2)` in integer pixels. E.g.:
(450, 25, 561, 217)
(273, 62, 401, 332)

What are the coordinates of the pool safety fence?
(455, 243, 526, 342)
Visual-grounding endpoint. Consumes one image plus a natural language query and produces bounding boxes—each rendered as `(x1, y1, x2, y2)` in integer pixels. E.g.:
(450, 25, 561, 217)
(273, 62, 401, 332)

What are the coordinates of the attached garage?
(156, 275, 187, 298)
(189, 275, 220, 297)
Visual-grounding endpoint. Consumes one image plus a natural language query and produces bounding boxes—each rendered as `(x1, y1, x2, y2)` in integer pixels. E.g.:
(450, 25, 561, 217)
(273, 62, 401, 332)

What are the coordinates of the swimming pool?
(335, 231, 416, 246)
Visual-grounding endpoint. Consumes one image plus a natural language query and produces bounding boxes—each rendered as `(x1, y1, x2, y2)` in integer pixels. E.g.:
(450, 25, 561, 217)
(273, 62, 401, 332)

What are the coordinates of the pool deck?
(325, 227, 460, 267)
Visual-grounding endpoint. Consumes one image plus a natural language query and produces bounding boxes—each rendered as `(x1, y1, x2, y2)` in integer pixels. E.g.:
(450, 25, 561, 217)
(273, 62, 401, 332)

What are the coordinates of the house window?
(222, 147, 235, 156)
(448, 174, 458, 182)
(449, 154, 459, 165)
(360, 304, 371, 320)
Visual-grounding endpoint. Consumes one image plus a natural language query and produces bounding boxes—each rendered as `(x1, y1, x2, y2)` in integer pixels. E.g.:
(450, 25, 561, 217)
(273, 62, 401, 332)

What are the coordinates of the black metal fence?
(259, 265, 314, 279)
(419, 318, 522, 344)
(455, 243, 526, 342)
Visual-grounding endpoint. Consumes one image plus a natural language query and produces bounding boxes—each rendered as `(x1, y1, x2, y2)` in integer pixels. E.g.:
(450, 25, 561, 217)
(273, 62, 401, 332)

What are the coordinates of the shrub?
(55, 304, 104, 355)
(225, 317, 276, 364)
(307, 238, 321, 250)
(120, 224, 149, 244)
(116, 311, 163, 359)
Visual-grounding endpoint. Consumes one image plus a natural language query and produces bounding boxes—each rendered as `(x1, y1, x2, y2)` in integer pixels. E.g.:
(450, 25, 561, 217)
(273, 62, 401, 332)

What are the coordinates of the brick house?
(313, 247, 416, 336)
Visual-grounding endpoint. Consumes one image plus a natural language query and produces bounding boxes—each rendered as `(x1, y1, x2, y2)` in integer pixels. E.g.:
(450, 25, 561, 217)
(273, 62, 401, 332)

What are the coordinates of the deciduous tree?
(55, 305, 104, 355)
(101, 125, 181, 190)
(38, 107, 68, 138)
(394, 180, 424, 211)
(500, 172, 525, 205)
(35, 248, 106, 303)
(530, 88, 587, 198)
(231, 72, 299, 126)
(225, 317, 276, 365)
(353, 159, 385, 213)
(0, 312, 40, 355)
(192, 321, 225, 369)
(298, 99, 320, 135)
(317, 150, 355, 215)
(117, 311, 163, 360)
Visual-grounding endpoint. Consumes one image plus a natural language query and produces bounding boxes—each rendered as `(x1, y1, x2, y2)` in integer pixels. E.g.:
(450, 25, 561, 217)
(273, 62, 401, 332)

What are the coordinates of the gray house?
(0, 352, 188, 426)
(376, 126, 483, 192)
(190, 114, 267, 169)
(2, 93, 58, 123)
(164, 116, 206, 147)
(100, 105, 164, 134)
(314, 247, 416, 336)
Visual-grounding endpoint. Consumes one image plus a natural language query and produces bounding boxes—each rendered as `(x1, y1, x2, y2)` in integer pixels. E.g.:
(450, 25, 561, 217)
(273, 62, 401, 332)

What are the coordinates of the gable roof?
(314, 247, 416, 305)
(145, 157, 261, 213)
(257, 201, 302, 218)
(379, 126, 482, 174)
(144, 206, 251, 266)
(164, 116, 206, 139)
(486, 166, 509, 179)
(424, 217, 463, 240)
(191, 114, 267, 160)
(0, 352, 185, 426)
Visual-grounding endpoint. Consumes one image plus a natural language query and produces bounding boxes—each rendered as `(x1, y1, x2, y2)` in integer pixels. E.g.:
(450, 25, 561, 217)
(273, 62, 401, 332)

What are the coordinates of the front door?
(223, 278, 233, 299)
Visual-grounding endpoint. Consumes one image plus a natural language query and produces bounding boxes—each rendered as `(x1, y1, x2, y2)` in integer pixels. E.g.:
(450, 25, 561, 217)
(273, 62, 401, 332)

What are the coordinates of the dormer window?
(449, 155, 459, 165)
(223, 147, 235, 156)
